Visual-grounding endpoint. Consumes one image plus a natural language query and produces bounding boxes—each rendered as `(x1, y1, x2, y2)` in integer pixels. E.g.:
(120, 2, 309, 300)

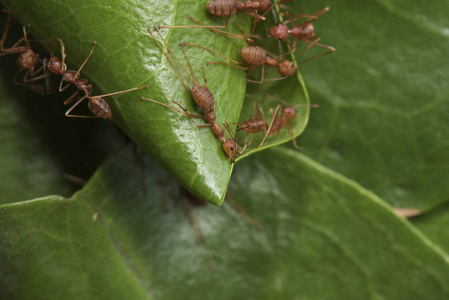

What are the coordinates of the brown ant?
(45, 39, 148, 119)
(181, 21, 318, 82)
(236, 101, 268, 135)
(159, 0, 267, 31)
(142, 27, 243, 162)
(266, 7, 335, 60)
(1, 11, 47, 93)
(258, 96, 318, 149)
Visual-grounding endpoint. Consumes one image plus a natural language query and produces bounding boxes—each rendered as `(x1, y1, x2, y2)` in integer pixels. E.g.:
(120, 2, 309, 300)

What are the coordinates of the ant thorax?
(268, 23, 289, 41)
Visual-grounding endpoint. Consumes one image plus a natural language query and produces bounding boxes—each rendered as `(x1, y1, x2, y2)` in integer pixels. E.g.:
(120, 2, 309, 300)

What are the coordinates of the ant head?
(17, 49, 37, 69)
(46, 56, 62, 75)
(278, 60, 298, 77)
(268, 23, 289, 41)
(282, 106, 297, 119)
(222, 139, 238, 162)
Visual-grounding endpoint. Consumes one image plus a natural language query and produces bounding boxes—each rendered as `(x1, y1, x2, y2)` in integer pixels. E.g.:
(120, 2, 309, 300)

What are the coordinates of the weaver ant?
(182, 21, 318, 82)
(258, 96, 318, 149)
(141, 27, 243, 161)
(45, 39, 148, 119)
(266, 7, 335, 60)
(159, 0, 267, 31)
(0, 11, 47, 93)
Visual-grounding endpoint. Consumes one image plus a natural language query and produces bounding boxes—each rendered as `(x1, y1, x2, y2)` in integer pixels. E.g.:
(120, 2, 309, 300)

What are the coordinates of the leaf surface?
(1, 146, 449, 299)
(292, 0, 449, 209)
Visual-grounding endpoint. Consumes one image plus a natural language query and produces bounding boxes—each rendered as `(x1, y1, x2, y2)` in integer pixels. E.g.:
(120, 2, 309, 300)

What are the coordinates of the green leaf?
(0, 0, 253, 205)
(292, 1, 449, 209)
(2, 145, 449, 299)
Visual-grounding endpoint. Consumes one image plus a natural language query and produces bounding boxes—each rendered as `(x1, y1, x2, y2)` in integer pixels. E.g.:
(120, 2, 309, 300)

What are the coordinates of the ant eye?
(51, 61, 54, 65)
(230, 146, 235, 151)
(279, 37, 283, 40)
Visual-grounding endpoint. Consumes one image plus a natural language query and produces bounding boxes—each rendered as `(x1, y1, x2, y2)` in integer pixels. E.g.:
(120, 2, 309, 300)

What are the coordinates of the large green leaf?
(292, 0, 449, 209)
(2, 145, 449, 299)
(0, 0, 253, 205)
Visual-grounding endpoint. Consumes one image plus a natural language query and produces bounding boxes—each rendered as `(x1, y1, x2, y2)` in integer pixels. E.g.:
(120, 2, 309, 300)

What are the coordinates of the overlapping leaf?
(2, 145, 449, 299)
(293, 0, 449, 209)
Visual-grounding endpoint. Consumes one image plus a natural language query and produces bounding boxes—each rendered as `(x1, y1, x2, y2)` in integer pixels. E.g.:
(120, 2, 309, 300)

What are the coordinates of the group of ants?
(0, 0, 334, 163)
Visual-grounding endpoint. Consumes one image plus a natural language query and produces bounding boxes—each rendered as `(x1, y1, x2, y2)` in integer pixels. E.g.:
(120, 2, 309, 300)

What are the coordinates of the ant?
(266, 7, 335, 60)
(141, 27, 243, 162)
(181, 21, 318, 82)
(236, 101, 268, 136)
(1, 11, 47, 93)
(45, 39, 148, 119)
(257, 96, 318, 149)
(159, 0, 267, 31)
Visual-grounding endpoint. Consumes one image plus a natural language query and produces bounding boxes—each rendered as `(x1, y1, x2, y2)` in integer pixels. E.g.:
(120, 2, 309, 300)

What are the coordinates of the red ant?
(141, 27, 243, 162)
(266, 7, 335, 60)
(236, 101, 268, 136)
(159, 0, 267, 31)
(45, 39, 148, 119)
(181, 21, 318, 82)
(258, 96, 318, 149)
(0, 11, 47, 93)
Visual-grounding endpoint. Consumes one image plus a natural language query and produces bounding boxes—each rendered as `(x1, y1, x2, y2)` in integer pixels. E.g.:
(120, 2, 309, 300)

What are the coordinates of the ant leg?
(201, 66, 209, 90)
(58, 39, 67, 71)
(206, 62, 247, 71)
(172, 100, 210, 128)
(182, 42, 242, 65)
(141, 97, 203, 121)
(246, 64, 265, 84)
(65, 95, 97, 118)
(0, 10, 11, 51)
(179, 42, 200, 86)
(148, 28, 193, 91)
(257, 104, 280, 148)
(92, 85, 148, 100)
(186, 17, 250, 41)
(159, 15, 230, 29)
(303, 40, 336, 62)
(74, 42, 97, 79)
(64, 90, 82, 105)
(294, 7, 329, 19)
(287, 119, 301, 149)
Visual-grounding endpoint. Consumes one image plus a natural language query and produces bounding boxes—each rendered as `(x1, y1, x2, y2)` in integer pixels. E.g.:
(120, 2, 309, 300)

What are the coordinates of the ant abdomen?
(290, 23, 316, 40)
(206, 0, 237, 17)
(192, 85, 215, 112)
(88, 97, 111, 119)
(239, 118, 268, 134)
(241, 46, 266, 66)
